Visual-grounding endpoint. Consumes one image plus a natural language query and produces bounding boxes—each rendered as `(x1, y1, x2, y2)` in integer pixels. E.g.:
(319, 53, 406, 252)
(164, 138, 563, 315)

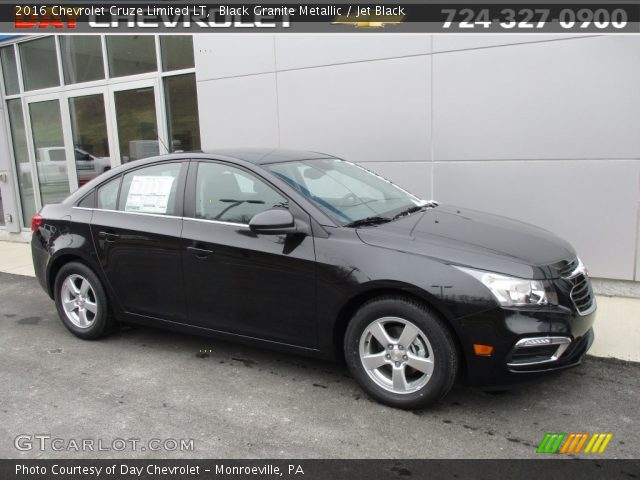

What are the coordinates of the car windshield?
(267, 158, 425, 226)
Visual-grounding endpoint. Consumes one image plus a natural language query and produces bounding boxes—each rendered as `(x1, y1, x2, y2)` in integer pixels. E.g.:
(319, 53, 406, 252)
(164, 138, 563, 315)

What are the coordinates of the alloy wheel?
(60, 274, 99, 329)
(359, 317, 434, 394)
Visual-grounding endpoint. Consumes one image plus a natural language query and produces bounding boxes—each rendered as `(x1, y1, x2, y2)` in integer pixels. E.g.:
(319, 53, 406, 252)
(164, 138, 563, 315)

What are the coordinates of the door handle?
(98, 231, 120, 242)
(187, 246, 213, 258)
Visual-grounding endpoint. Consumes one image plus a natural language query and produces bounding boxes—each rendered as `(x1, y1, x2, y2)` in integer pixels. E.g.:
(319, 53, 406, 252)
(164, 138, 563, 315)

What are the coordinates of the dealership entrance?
(0, 34, 200, 229)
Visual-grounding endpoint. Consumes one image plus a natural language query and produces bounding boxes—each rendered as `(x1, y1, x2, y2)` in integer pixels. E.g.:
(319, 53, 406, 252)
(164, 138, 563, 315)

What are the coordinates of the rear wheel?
(344, 296, 458, 409)
(54, 262, 114, 339)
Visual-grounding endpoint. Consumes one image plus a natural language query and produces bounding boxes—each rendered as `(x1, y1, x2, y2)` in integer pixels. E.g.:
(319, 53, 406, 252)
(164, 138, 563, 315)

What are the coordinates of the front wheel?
(344, 296, 458, 409)
(54, 262, 114, 340)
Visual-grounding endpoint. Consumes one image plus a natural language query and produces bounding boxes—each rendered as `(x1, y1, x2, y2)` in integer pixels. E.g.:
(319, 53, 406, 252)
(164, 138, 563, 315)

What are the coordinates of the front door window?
(195, 163, 288, 224)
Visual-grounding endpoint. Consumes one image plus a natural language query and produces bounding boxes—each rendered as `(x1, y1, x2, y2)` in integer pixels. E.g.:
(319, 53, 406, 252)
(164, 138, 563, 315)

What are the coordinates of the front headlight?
(455, 267, 556, 307)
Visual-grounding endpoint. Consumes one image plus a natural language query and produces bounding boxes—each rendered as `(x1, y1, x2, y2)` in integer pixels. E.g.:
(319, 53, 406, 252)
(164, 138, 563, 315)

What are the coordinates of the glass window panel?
(60, 36, 105, 84)
(78, 191, 95, 208)
(268, 159, 421, 225)
(195, 163, 288, 224)
(118, 163, 181, 215)
(160, 36, 194, 71)
(1, 46, 20, 95)
(97, 177, 120, 210)
(114, 87, 159, 163)
(69, 94, 111, 186)
(29, 100, 71, 205)
(106, 36, 157, 77)
(165, 74, 200, 152)
(7, 99, 36, 227)
(19, 37, 60, 91)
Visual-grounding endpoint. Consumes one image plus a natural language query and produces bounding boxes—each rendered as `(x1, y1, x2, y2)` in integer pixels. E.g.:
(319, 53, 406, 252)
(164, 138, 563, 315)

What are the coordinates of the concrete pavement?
(0, 271, 638, 459)
(0, 240, 34, 276)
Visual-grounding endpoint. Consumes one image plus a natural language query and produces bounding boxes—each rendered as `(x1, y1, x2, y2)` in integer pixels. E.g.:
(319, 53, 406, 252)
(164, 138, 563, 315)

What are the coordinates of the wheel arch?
(331, 283, 465, 369)
(46, 251, 102, 299)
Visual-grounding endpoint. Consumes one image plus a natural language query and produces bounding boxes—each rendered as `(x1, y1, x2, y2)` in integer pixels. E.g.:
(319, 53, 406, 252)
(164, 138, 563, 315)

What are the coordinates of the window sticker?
(125, 175, 175, 214)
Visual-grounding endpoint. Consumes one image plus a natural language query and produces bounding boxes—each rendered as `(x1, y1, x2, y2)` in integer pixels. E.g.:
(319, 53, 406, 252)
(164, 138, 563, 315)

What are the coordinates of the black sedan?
(31, 149, 596, 409)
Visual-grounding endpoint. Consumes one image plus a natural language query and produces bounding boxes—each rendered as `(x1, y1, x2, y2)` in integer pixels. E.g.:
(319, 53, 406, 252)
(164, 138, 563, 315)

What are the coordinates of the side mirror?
(249, 209, 298, 235)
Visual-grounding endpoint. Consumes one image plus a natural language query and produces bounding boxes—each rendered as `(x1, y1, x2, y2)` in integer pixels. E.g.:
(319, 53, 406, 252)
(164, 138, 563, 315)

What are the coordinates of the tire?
(344, 296, 458, 409)
(54, 261, 114, 340)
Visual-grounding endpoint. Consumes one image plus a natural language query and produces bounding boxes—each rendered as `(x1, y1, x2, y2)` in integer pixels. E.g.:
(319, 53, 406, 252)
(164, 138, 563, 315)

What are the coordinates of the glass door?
(109, 80, 168, 164)
(25, 95, 74, 206)
(67, 89, 114, 187)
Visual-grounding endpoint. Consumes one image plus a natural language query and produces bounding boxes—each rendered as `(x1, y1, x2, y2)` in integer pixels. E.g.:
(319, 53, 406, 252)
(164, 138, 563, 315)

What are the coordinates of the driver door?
(181, 160, 318, 348)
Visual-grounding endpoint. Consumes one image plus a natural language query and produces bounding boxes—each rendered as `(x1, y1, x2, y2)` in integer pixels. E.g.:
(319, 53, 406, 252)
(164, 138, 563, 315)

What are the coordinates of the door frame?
(107, 78, 169, 166)
(23, 92, 75, 209)
(64, 85, 116, 190)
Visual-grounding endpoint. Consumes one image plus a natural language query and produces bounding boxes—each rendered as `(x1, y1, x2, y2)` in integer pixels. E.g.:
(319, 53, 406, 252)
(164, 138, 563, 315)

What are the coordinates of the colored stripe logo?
(537, 433, 613, 454)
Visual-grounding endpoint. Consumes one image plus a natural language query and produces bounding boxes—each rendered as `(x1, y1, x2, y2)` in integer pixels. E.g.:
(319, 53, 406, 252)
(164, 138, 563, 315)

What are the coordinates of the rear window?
(97, 177, 120, 210)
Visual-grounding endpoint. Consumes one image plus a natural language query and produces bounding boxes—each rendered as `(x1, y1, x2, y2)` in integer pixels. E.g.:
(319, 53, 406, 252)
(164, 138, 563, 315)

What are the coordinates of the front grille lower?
(508, 345, 562, 365)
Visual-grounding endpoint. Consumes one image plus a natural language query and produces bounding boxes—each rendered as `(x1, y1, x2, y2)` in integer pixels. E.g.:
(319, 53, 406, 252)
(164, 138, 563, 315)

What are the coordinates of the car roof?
(200, 148, 337, 165)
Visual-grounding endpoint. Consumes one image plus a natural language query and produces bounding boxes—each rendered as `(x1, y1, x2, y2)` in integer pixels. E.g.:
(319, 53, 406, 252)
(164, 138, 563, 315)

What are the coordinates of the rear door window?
(118, 163, 182, 215)
(97, 177, 120, 210)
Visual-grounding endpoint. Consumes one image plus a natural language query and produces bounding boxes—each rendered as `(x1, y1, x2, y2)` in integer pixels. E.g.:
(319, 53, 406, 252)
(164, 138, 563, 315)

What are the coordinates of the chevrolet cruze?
(32, 149, 596, 409)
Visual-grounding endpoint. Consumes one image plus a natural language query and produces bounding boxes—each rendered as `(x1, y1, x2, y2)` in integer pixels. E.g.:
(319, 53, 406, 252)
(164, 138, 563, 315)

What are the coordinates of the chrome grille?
(552, 257, 596, 315)
(568, 273, 595, 315)
(556, 258, 579, 279)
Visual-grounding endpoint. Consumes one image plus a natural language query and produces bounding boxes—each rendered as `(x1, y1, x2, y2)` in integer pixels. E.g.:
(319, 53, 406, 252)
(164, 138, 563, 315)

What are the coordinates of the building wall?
(194, 34, 640, 281)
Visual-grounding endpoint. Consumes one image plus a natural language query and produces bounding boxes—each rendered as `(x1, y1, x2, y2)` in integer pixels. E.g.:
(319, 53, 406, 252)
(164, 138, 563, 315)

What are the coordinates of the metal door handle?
(187, 246, 213, 258)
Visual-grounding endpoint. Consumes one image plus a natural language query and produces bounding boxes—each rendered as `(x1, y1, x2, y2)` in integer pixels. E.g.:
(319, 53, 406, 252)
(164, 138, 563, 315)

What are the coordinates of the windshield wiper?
(392, 201, 439, 221)
(345, 216, 392, 228)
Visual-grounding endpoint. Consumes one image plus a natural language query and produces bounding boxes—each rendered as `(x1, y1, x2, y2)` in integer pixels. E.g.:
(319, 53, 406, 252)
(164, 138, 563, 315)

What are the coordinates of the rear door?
(181, 160, 318, 348)
(90, 161, 188, 322)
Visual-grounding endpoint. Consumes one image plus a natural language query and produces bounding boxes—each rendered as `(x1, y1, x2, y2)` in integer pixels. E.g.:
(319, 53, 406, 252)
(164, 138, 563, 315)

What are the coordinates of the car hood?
(355, 205, 575, 279)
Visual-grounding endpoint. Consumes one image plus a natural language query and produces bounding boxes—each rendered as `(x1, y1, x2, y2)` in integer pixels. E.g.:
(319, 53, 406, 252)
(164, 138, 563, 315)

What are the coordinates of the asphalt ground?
(0, 271, 638, 459)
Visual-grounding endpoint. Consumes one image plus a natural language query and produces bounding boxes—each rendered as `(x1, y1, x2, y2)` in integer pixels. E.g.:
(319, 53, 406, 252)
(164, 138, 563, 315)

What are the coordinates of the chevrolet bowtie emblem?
(332, 14, 405, 28)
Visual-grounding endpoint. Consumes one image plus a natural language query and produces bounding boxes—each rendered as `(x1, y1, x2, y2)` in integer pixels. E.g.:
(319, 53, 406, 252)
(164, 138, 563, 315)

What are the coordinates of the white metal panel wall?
(277, 56, 431, 163)
(194, 34, 640, 281)
(433, 36, 640, 161)
(275, 35, 430, 70)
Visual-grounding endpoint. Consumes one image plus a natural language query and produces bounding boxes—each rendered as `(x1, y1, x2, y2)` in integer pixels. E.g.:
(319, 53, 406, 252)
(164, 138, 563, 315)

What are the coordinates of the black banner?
(4, 3, 640, 33)
(2, 460, 640, 480)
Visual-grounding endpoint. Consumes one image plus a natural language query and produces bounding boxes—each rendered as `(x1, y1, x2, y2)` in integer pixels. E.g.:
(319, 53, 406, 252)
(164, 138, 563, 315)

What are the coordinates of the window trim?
(76, 160, 188, 217)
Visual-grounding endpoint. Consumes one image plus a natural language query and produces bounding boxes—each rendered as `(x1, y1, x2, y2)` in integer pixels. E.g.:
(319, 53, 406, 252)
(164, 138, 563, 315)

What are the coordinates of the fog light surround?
(507, 336, 572, 367)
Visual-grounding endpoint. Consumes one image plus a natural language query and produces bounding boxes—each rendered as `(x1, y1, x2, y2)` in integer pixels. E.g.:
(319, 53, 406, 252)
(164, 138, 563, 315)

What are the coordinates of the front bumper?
(458, 300, 596, 387)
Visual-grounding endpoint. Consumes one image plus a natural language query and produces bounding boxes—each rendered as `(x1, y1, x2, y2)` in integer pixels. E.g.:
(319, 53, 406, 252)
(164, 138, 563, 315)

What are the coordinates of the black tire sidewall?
(54, 262, 111, 340)
(344, 297, 457, 409)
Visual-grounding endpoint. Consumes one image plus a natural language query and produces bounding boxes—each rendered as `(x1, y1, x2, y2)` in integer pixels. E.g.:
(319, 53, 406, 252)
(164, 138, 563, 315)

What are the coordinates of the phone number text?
(442, 8, 628, 30)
